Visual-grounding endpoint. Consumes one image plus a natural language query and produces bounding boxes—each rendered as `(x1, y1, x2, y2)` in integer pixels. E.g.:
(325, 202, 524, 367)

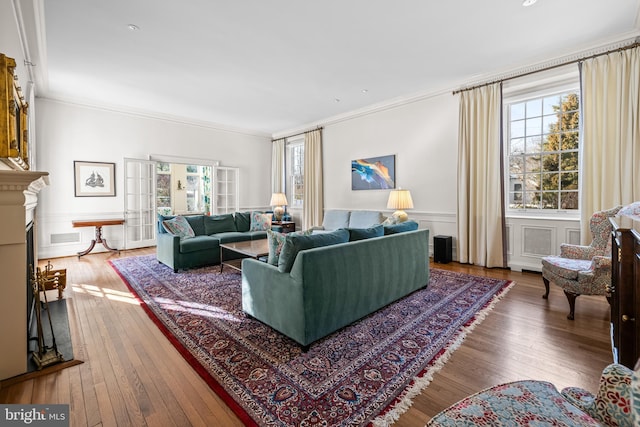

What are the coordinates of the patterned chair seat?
(541, 205, 622, 319)
(542, 257, 594, 280)
(426, 363, 636, 427)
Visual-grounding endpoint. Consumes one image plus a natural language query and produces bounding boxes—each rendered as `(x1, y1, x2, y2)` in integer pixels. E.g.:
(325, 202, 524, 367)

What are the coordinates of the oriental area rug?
(109, 255, 513, 426)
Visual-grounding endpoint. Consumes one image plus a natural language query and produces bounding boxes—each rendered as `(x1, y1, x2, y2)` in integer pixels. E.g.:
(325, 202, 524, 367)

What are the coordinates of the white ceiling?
(28, 0, 640, 135)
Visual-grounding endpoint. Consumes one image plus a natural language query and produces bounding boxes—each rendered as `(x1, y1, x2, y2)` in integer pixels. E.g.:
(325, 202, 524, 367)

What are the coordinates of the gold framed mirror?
(0, 53, 29, 170)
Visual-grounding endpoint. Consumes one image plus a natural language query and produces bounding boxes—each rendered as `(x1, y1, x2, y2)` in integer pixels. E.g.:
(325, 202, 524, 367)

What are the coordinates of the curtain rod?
(273, 126, 323, 142)
(452, 40, 640, 96)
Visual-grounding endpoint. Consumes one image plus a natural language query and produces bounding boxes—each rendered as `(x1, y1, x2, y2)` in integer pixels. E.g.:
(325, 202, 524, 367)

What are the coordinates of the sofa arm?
(561, 364, 633, 427)
(241, 259, 307, 345)
(156, 232, 181, 271)
(561, 387, 596, 415)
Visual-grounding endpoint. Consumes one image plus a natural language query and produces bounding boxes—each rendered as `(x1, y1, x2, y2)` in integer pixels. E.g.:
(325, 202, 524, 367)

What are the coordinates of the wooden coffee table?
(219, 239, 269, 272)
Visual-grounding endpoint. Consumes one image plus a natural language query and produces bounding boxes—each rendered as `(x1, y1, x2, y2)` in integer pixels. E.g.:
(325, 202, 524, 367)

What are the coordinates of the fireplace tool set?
(30, 261, 65, 369)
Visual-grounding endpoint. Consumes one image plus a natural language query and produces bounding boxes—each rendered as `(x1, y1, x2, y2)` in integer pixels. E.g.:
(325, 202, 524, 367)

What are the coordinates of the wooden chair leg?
(563, 291, 578, 320)
(542, 277, 550, 299)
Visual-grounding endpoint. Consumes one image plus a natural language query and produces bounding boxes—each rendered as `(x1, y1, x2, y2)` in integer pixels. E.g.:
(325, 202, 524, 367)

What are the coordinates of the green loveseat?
(241, 228, 430, 347)
(156, 212, 268, 272)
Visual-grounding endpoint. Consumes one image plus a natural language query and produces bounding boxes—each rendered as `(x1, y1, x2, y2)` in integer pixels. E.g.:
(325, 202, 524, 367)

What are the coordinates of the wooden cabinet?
(272, 221, 296, 233)
(610, 216, 640, 369)
(0, 54, 29, 170)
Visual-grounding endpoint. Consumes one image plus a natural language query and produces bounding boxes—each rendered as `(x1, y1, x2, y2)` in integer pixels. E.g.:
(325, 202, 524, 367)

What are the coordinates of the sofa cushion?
(211, 232, 252, 244)
(322, 210, 351, 230)
(348, 210, 383, 228)
(162, 215, 195, 239)
(267, 229, 312, 266)
(179, 235, 220, 253)
(278, 228, 349, 273)
(383, 220, 419, 235)
(248, 230, 268, 240)
(348, 224, 384, 241)
(250, 211, 272, 231)
(204, 213, 237, 235)
(182, 215, 205, 236)
(234, 211, 252, 232)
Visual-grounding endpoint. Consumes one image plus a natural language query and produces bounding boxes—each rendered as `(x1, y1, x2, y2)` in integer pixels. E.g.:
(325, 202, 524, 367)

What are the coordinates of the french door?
(124, 158, 157, 249)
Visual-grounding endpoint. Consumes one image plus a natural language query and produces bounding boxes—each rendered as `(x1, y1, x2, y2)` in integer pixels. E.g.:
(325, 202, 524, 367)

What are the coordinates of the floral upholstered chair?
(426, 362, 637, 426)
(541, 205, 622, 320)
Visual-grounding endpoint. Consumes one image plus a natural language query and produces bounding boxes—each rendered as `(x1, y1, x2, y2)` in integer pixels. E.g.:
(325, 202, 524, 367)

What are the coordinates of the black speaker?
(433, 235, 452, 263)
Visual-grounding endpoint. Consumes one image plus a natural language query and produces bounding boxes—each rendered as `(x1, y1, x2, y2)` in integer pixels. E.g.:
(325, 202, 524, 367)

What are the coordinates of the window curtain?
(457, 83, 507, 268)
(303, 129, 323, 230)
(580, 46, 640, 242)
(271, 138, 286, 193)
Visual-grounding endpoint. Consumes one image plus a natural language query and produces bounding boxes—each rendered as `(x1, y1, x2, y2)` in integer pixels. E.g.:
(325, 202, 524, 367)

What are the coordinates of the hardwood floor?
(0, 248, 613, 426)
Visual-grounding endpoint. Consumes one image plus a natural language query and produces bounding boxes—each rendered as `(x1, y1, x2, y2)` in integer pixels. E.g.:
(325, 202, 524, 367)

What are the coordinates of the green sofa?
(241, 228, 430, 347)
(156, 212, 268, 272)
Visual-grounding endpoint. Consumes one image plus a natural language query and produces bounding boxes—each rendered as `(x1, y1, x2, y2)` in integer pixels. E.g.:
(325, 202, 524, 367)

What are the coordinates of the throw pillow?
(347, 224, 384, 241)
(383, 220, 419, 235)
(162, 215, 195, 239)
(278, 228, 349, 273)
(266, 229, 312, 266)
(157, 214, 174, 234)
(249, 211, 272, 231)
(204, 213, 237, 235)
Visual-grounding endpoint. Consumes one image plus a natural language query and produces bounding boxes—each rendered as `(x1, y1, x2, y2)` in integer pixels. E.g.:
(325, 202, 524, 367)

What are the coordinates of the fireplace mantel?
(0, 169, 49, 380)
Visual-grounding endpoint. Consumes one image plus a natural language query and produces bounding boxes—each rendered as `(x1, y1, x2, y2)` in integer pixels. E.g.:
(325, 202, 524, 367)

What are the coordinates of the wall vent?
(50, 232, 81, 245)
(523, 227, 553, 256)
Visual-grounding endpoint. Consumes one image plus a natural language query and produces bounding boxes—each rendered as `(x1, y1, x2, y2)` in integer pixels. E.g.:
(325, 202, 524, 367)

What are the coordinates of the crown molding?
(273, 32, 640, 139)
(37, 96, 272, 139)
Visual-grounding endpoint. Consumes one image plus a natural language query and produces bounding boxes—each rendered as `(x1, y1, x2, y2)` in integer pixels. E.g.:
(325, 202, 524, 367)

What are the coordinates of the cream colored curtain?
(580, 46, 640, 242)
(271, 138, 286, 193)
(457, 83, 506, 268)
(303, 129, 323, 230)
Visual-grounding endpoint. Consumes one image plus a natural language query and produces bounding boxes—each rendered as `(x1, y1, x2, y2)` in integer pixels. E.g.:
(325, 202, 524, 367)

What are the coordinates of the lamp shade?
(269, 192, 288, 206)
(387, 189, 414, 210)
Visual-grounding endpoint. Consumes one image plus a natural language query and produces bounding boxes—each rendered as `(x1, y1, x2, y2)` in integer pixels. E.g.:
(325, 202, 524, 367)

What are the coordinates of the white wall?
(322, 92, 460, 253)
(320, 90, 580, 270)
(35, 99, 271, 258)
(0, 2, 29, 101)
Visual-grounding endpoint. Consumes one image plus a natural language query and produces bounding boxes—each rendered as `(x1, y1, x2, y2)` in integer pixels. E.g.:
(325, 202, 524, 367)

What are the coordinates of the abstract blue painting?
(351, 154, 395, 190)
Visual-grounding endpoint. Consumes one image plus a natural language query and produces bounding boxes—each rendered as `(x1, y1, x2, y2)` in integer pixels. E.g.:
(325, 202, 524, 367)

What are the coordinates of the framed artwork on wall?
(351, 154, 396, 190)
(74, 161, 116, 197)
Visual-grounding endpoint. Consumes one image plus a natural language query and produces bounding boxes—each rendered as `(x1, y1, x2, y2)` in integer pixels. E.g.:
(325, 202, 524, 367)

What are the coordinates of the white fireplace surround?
(0, 170, 49, 380)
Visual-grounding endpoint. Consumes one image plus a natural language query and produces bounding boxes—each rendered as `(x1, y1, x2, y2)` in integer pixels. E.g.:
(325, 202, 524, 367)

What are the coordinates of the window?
(155, 162, 213, 215)
(156, 162, 172, 215)
(506, 89, 580, 211)
(287, 139, 304, 207)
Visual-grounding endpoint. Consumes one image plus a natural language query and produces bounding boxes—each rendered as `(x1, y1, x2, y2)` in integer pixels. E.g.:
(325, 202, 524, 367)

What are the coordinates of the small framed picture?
(74, 161, 116, 197)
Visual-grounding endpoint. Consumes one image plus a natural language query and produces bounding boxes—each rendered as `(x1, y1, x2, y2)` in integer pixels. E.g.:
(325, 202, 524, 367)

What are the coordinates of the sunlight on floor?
(155, 297, 240, 322)
(71, 283, 140, 305)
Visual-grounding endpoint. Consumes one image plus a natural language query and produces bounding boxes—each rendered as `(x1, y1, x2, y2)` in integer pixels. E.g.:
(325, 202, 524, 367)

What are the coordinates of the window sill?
(506, 211, 580, 221)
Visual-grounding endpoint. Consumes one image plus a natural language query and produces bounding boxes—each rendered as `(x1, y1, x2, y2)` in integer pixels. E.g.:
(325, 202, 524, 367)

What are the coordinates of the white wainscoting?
(506, 216, 580, 272)
(411, 212, 580, 272)
(39, 211, 127, 259)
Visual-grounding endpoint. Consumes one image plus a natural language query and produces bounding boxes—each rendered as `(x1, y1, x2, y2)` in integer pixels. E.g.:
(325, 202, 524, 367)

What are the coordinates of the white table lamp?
(270, 193, 288, 221)
(387, 189, 414, 222)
